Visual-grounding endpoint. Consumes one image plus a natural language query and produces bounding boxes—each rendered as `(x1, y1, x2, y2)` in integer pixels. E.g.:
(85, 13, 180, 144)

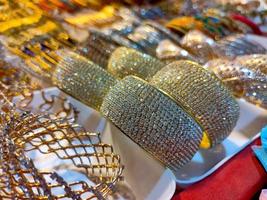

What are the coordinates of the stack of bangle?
(52, 50, 239, 169)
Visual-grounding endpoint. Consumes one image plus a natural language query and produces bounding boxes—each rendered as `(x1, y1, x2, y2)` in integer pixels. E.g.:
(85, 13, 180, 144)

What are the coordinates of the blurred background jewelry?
(206, 54, 267, 109)
(213, 34, 267, 59)
(108, 47, 165, 80)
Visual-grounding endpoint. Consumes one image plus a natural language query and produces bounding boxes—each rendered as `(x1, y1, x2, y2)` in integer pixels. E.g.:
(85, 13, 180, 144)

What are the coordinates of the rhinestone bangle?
(52, 51, 118, 111)
(150, 60, 240, 146)
(100, 76, 203, 170)
(206, 55, 267, 109)
(107, 47, 165, 80)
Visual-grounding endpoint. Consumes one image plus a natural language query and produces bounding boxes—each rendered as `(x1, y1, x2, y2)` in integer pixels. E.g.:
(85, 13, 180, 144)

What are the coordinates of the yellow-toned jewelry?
(166, 16, 204, 34)
(150, 60, 239, 147)
(49, 52, 204, 169)
(108, 47, 165, 80)
(0, 1, 42, 33)
(206, 54, 267, 109)
(65, 4, 120, 27)
(0, 94, 123, 199)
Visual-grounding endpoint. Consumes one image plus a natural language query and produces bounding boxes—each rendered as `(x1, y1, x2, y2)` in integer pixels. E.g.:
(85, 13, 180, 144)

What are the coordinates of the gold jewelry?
(100, 75, 203, 170)
(0, 61, 41, 108)
(0, 16, 77, 79)
(180, 30, 217, 63)
(65, 5, 120, 28)
(0, 1, 42, 33)
(108, 47, 165, 80)
(52, 50, 118, 111)
(150, 60, 240, 146)
(50, 52, 204, 169)
(0, 100, 123, 199)
(165, 16, 204, 35)
(206, 55, 267, 109)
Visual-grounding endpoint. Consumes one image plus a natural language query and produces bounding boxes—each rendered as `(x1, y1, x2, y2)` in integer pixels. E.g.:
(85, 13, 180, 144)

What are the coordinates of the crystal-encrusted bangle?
(107, 47, 165, 80)
(52, 51, 118, 111)
(206, 55, 267, 109)
(100, 76, 203, 170)
(150, 60, 240, 146)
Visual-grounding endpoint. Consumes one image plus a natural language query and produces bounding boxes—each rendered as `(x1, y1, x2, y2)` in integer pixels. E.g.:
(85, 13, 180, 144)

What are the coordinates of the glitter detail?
(108, 47, 165, 80)
(151, 60, 240, 146)
(206, 55, 267, 109)
(101, 76, 203, 170)
(180, 30, 216, 63)
(52, 51, 118, 111)
(78, 29, 119, 68)
(235, 54, 267, 74)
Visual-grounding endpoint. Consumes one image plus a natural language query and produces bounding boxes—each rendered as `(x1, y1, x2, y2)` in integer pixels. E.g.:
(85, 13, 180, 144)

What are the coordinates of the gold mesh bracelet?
(150, 60, 240, 146)
(100, 76, 203, 170)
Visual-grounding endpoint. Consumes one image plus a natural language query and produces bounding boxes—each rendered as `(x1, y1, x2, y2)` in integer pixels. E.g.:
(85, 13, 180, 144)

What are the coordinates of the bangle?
(206, 55, 267, 109)
(78, 29, 120, 68)
(100, 76, 203, 170)
(64, 5, 120, 28)
(107, 47, 165, 80)
(180, 30, 217, 63)
(150, 60, 240, 146)
(52, 50, 118, 111)
(0, 1, 42, 33)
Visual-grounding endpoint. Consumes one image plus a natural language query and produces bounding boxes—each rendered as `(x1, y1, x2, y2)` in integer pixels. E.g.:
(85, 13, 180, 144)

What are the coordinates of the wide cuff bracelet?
(100, 76, 203, 170)
(107, 47, 165, 80)
(52, 51, 118, 111)
(150, 60, 240, 146)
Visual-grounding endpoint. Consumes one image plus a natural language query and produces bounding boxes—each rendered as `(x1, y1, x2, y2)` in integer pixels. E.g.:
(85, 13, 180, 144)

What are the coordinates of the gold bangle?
(206, 55, 267, 109)
(107, 47, 165, 80)
(150, 60, 240, 146)
(52, 50, 118, 111)
(165, 16, 204, 34)
(0, 1, 42, 33)
(180, 30, 217, 63)
(64, 5, 120, 27)
(100, 76, 203, 170)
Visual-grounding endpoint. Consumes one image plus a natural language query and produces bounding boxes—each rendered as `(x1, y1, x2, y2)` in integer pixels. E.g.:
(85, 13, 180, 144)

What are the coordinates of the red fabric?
(172, 139, 267, 200)
(230, 14, 263, 35)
